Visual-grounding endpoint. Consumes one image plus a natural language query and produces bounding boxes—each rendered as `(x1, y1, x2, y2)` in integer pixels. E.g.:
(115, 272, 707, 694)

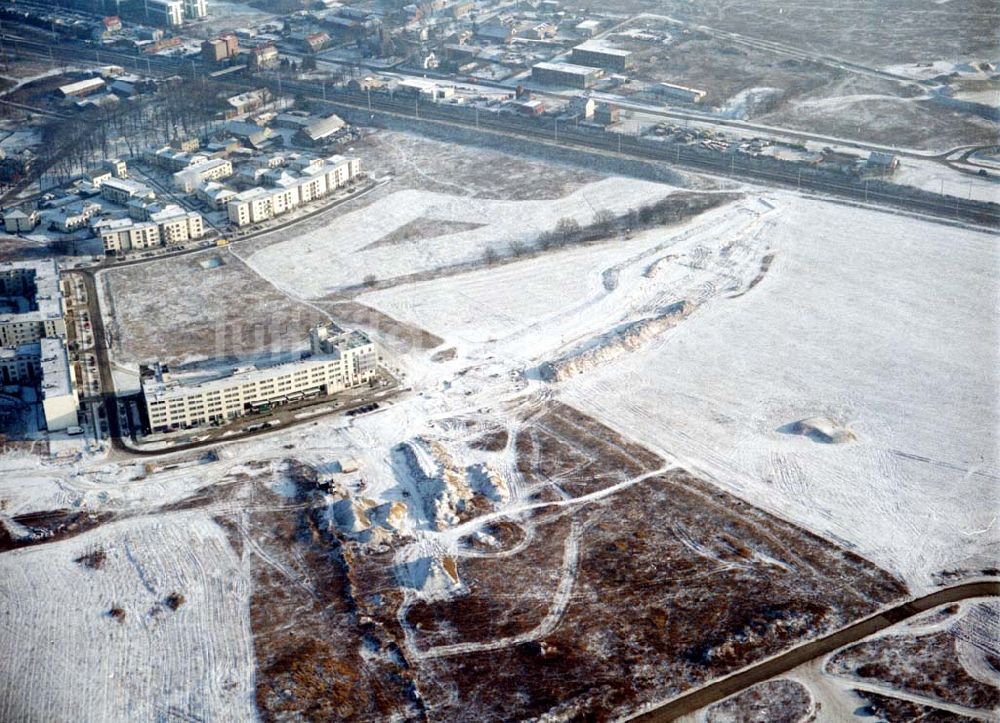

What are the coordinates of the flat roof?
(573, 43, 632, 58)
(0, 341, 40, 360)
(144, 347, 370, 403)
(59, 77, 105, 95)
(658, 81, 706, 94)
(103, 177, 154, 195)
(39, 338, 73, 399)
(533, 61, 602, 76)
(0, 259, 64, 324)
(144, 327, 374, 403)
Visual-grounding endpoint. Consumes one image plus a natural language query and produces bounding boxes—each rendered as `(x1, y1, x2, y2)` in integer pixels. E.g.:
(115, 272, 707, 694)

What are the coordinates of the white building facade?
(227, 156, 362, 226)
(0, 261, 77, 431)
(143, 325, 380, 432)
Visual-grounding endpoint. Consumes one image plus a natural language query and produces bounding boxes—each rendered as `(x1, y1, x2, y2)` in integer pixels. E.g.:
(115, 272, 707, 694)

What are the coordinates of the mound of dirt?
(537, 300, 694, 382)
(780, 416, 856, 444)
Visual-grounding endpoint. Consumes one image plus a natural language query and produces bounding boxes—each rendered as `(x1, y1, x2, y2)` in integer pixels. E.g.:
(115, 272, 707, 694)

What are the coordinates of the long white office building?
(142, 324, 380, 432)
(227, 156, 361, 226)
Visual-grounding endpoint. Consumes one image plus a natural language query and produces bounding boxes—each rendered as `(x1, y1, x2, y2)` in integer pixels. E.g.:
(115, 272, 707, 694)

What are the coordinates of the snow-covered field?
(359, 194, 1000, 594)
(361, 195, 775, 370)
(554, 198, 998, 592)
(0, 161, 995, 717)
(893, 158, 1000, 204)
(0, 513, 255, 723)
(245, 178, 679, 298)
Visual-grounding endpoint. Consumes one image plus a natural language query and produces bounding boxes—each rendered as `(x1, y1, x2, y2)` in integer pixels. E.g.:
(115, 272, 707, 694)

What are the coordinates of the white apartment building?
(102, 158, 129, 178)
(227, 187, 272, 226)
(150, 207, 205, 244)
(196, 182, 236, 210)
(3, 208, 39, 234)
(227, 156, 362, 226)
(0, 260, 66, 346)
(101, 177, 155, 206)
(184, 0, 208, 19)
(142, 324, 380, 432)
(0, 262, 77, 431)
(39, 337, 79, 431)
(98, 219, 161, 253)
(153, 147, 210, 172)
(173, 158, 233, 193)
(0, 341, 41, 384)
(53, 202, 101, 232)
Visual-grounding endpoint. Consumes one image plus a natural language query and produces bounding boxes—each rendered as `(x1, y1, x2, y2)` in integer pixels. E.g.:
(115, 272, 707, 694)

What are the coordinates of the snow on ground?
(882, 60, 999, 82)
(0, 512, 255, 723)
(244, 178, 679, 299)
(360, 195, 775, 371)
(893, 157, 1000, 204)
(554, 197, 999, 593)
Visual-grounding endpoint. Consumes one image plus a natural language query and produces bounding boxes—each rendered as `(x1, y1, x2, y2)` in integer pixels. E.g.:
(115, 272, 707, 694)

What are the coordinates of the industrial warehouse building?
(532, 62, 603, 89)
(655, 82, 707, 104)
(142, 324, 381, 432)
(570, 43, 634, 72)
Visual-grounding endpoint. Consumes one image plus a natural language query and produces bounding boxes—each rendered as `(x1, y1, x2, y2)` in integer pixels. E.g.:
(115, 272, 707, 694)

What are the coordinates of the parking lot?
(62, 274, 101, 399)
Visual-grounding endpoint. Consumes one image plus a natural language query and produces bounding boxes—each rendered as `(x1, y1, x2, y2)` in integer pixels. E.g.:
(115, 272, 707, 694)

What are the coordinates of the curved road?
(629, 579, 1000, 721)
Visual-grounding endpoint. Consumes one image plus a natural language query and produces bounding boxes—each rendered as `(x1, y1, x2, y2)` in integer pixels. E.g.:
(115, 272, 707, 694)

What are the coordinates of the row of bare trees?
(478, 196, 730, 268)
(34, 80, 227, 188)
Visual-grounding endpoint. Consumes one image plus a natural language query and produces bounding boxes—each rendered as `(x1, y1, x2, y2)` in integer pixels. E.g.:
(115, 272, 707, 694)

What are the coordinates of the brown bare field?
(827, 628, 1000, 711)
(211, 403, 908, 721)
(853, 690, 977, 722)
(459, 518, 526, 553)
(517, 401, 664, 498)
(216, 470, 422, 722)
(705, 679, 813, 723)
(0, 509, 113, 553)
(101, 251, 326, 366)
(407, 511, 571, 650)
(324, 403, 907, 721)
(468, 428, 509, 452)
(404, 465, 904, 721)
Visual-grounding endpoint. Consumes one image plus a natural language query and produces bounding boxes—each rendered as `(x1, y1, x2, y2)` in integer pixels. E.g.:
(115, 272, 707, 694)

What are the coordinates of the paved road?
(70, 269, 129, 453)
(629, 579, 1000, 722)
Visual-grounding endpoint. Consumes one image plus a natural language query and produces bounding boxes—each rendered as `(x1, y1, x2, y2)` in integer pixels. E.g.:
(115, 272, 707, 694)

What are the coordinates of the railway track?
(4, 33, 997, 228)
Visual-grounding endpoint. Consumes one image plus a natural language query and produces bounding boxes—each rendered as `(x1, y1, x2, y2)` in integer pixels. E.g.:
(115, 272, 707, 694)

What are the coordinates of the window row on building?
(142, 325, 380, 433)
(227, 156, 361, 227)
(98, 209, 205, 253)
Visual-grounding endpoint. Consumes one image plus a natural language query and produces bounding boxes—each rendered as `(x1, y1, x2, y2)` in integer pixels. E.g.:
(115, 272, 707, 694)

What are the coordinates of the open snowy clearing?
(0, 512, 255, 723)
(892, 158, 1000, 204)
(360, 195, 775, 370)
(245, 178, 681, 298)
(551, 198, 998, 593)
(358, 194, 998, 594)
